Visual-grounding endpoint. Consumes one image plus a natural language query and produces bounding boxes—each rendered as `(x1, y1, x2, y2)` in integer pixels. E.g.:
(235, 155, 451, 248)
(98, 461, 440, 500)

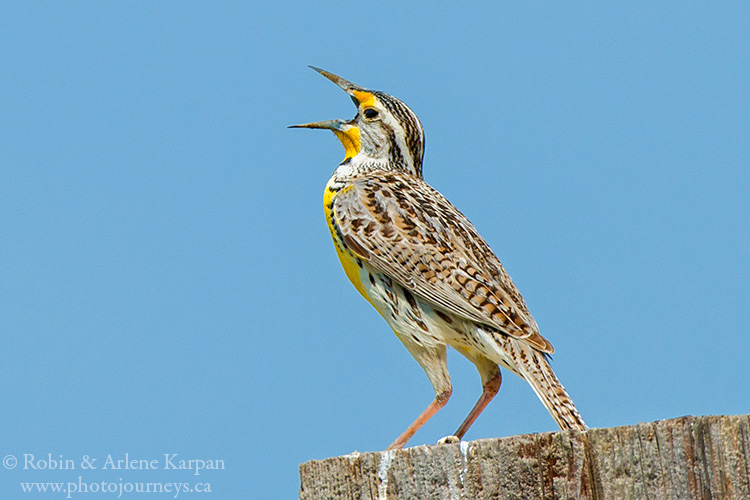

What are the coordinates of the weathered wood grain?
(299, 414, 750, 500)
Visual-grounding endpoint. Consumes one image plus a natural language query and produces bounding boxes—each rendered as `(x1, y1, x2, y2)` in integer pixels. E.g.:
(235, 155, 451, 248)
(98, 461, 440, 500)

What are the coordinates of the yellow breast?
(324, 181, 371, 301)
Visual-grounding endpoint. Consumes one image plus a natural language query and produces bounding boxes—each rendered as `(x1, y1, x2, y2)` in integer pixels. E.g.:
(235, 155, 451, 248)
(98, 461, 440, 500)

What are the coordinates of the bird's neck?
(332, 154, 419, 182)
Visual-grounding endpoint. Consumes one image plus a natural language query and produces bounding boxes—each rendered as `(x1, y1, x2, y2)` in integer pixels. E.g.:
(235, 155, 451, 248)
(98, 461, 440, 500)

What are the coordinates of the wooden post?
(299, 414, 750, 499)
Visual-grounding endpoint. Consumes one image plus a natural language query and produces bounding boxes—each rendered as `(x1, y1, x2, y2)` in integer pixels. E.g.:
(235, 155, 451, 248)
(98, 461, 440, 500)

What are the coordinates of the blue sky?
(1, 2, 748, 499)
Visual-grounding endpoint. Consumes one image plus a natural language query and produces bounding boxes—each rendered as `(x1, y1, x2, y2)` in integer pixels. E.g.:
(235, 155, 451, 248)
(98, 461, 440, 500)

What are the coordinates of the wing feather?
(332, 172, 554, 354)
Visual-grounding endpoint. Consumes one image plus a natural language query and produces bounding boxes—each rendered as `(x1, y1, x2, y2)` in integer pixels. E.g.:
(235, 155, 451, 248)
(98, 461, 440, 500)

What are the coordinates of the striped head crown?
(291, 67, 425, 178)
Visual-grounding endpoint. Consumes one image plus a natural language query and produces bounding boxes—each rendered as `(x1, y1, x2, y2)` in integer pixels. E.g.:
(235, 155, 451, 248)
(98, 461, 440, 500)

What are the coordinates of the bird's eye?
(363, 108, 379, 119)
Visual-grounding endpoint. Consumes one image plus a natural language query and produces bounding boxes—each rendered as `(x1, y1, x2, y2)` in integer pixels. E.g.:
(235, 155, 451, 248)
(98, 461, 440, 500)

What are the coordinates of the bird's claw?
(437, 435, 460, 445)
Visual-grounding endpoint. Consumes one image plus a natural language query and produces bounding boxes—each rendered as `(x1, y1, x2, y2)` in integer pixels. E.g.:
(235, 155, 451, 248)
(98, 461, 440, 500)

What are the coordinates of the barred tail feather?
(517, 342, 588, 431)
(478, 329, 588, 431)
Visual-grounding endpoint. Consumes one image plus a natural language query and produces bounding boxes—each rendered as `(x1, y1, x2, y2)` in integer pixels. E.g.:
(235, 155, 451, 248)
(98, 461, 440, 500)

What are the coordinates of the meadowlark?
(292, 67, 587, 449)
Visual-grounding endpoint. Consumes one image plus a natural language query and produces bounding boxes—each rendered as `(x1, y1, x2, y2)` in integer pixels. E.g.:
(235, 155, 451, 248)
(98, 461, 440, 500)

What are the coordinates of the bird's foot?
(437, 435, 460, 445)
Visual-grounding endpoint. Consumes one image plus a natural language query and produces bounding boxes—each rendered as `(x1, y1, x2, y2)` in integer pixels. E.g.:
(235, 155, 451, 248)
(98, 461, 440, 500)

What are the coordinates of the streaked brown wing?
(332, 171, 554, 354)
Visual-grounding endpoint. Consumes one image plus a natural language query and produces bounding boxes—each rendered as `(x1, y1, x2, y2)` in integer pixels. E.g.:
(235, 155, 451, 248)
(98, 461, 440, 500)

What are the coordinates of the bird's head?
(290, 66, 425, 178)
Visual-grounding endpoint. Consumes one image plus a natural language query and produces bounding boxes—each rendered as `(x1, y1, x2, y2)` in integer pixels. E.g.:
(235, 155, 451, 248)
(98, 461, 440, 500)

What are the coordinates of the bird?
(291, 66, 587, 450)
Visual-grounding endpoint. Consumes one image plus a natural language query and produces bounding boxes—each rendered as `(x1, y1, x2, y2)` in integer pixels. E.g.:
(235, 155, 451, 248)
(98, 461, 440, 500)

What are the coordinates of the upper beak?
(308, 66, 366, 98)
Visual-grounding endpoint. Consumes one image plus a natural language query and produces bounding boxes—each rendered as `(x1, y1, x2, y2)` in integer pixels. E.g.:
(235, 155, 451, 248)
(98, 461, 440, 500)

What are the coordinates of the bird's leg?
(388, 338, 451, 449)
(387, 388, 452, 450)
(453, 364, 502, 440)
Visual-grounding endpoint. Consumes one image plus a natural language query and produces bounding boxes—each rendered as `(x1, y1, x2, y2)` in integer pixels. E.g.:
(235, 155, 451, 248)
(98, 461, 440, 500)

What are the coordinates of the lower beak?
(289, 119, 360, 160)
(288, 119, 347, 131)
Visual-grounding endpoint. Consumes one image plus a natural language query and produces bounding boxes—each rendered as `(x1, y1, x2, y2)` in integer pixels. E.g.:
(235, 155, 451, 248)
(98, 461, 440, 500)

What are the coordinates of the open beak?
(289, 67, 375, 160)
